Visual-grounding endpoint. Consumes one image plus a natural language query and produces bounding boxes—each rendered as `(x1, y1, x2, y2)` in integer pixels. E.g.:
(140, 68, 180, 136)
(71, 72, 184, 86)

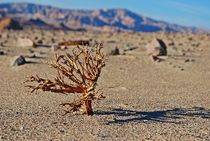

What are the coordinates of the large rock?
(16, 38, 35, 48)
(11, 56, 26, 66)
(146, 38, 167, 56)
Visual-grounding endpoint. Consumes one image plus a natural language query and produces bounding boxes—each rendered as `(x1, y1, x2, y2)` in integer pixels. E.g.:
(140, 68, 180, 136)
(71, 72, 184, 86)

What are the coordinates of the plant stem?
(84, 100, 93, 115)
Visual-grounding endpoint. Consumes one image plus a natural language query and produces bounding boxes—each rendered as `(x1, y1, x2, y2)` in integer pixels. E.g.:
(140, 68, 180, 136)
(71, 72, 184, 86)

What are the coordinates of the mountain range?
(0, 3, 206, 32)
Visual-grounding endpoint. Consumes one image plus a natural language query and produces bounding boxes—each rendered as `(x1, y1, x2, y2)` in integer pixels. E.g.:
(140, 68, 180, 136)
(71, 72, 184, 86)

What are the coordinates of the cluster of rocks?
(0, 35, 41, 66)
(1, 29, 207, 69)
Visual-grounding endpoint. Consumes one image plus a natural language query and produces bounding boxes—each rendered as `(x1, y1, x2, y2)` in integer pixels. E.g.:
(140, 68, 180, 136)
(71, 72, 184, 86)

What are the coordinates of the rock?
(123, 43, 138, 51)
(184, 59, 190, 62)
(0, 50, 4, 55)
(24, 53, 36, 58)
(185, 58, 195, 63)
(105, 46, 120, 56)
(37, 39, 43, 44)
(168, 41, 175, 46)
(16, 38, 35, 48)
(11, 56, 26, 66)
(146, 38, 167, 56)
(51, 44, 59, 51)
(28, 49, 34, 53)
(51, 38, 56, 43)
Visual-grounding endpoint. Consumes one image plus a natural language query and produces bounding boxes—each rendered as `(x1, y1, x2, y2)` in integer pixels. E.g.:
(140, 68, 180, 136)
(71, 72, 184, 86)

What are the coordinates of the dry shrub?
(25, 42, 105, 115)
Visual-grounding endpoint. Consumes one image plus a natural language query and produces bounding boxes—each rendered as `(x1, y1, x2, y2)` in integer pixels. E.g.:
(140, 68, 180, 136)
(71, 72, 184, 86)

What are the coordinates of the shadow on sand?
(25, 61, 40, 64)
(95, 107, 210, 124)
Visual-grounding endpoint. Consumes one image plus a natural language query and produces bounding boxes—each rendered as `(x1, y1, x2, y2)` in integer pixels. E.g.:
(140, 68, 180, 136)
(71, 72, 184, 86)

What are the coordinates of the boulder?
(146, 38, 167, 62)
(16, 38, 35, 48)
(146, 38, 167, 56)
(11, 56, 26, 66)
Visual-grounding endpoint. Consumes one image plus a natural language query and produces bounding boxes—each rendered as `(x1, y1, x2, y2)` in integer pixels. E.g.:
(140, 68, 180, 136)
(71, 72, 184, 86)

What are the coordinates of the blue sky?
(1, 0, 210, 29)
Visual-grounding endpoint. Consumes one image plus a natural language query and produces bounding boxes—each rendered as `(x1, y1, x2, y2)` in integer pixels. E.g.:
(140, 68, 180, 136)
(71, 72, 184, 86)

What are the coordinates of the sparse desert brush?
(25, 42, 105, 115)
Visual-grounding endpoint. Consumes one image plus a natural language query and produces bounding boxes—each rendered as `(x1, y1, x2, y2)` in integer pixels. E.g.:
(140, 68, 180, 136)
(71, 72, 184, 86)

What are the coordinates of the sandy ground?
(0, 30, 210, 141)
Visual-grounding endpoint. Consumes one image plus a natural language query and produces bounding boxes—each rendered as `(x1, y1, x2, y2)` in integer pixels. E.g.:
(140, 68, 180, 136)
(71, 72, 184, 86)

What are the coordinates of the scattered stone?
(11, 55, 26, 66)
(188, 37, 193, 41)
(24, 53, 36, 58)
(146, 38, 167, 62)
(51, 44, 59, 51)
(51, 38, 56, 43)
(185, 59, 190, 62)
(168, 62, 173, 65)
(146, 38, 167, 56)
(178, 43, 183, 46)
(168, 41, 175, 46)
(25, 50, 42, 58)
(123, 44, 138, 51)
(190, 59, 195, 62)
(34, 36, 39, 40)
(192, 43, 200, 47)
(185, 58, 195, 63)
(37, 39, 43, 44)
(0, 50, 5, 55)
(16, 38, 35, 48)
(105, 46, 121, 56)
(187, 48, 191, 52)
(60, 45, 67, 50)
(60, 129, 65, 133)
(120, 87, 128, 91)
(28, 49, 34, 53)
(19, 126, 24, 131)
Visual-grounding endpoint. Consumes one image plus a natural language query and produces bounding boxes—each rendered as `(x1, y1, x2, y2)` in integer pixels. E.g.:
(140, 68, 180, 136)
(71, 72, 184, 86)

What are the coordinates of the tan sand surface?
(0, 30, 210, 140)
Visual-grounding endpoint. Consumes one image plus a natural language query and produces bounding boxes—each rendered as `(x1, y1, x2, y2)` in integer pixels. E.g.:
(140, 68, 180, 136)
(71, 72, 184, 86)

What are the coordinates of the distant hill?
(0, 2, 206, 32)
(0, 17, 23, 30)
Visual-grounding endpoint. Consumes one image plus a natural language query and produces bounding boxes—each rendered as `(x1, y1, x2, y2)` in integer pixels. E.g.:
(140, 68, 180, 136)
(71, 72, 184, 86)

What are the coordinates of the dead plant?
(25, 42, 105, 115)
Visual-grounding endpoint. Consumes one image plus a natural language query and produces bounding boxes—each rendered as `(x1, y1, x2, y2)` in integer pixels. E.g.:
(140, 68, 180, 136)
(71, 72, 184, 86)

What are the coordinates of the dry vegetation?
(25, 42, 105, 115)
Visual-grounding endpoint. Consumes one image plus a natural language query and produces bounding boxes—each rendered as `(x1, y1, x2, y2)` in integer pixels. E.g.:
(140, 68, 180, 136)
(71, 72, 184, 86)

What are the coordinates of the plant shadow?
(26, 61, 40, 64)
(95, 107, 210, 124)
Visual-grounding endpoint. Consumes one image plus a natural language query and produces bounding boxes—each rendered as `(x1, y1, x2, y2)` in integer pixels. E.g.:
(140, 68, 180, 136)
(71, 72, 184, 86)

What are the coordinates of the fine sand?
(0, 30, 210, 141)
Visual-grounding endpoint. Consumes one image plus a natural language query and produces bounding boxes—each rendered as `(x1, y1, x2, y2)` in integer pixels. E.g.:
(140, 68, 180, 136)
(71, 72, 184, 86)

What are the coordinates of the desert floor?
(0, 30, 210, 141)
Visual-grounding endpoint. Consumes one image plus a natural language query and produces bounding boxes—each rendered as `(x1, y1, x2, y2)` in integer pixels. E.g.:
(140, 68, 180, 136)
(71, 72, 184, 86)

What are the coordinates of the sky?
(0, 0, 210, 29)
